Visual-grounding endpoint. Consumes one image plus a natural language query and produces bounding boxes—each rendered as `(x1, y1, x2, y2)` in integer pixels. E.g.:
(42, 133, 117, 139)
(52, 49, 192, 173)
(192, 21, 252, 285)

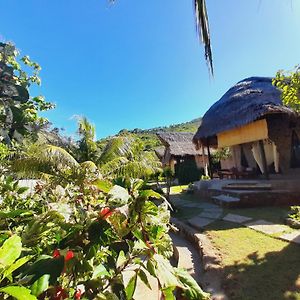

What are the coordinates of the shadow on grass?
(206, 221, 300, 300)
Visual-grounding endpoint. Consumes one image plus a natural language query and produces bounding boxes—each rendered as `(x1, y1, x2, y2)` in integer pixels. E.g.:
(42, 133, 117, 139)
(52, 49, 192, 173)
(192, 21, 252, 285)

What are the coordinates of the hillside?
(122, 117, 202, 135)
(117, 118, 202, 151)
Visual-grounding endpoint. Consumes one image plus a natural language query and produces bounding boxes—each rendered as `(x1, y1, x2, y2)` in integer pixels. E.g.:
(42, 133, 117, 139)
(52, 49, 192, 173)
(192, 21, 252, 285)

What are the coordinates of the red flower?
(74, 289, 82, 300)
(99, 207, 113, 219)
(65, 250, 74, 261)
(52, 249, 61, 258)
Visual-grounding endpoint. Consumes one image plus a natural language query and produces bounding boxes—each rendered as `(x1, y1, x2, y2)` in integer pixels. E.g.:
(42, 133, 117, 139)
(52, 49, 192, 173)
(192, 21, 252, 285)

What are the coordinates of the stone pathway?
(173, 196, 300, 245)
(222, 213, 252, 224)
(188, 216, 216, 230)
(244, 219, 288, 235)
(184, 201, 224, 230)
(280, 231, 300, 243)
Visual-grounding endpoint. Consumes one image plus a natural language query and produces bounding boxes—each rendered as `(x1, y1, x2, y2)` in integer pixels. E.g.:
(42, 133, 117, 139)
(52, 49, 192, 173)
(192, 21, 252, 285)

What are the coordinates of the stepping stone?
(212, 194, 240, 203)
(188, 216, 215, 230)
(280, 231, 300, 244)
(199, 210, 222, 219)
(223, 213, 252, 224)
(245, 220, 287, 235)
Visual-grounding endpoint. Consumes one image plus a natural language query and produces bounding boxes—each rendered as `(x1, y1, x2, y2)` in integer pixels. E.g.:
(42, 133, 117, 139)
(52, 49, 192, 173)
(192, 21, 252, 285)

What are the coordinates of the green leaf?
(92, 264, 109, 279)
(138, 269, 152, 290)
(92, 179, 112, 193)
(0, 235, 22, 268)
(152, 254, 179, 289)
(3, 255, 32, 281)
(17, 186, 29, 194)
(139, 190, 162, 200)
(108, 185, 130, 207)
(0, 286, 37, 300)
(174, 268, 210, 300)
(0, 210, 33, 219)
(31, 274, 50, 296)
(125, 272, 137, 300)
(162, 287, 175, 300)
(116, 250, 126, 269)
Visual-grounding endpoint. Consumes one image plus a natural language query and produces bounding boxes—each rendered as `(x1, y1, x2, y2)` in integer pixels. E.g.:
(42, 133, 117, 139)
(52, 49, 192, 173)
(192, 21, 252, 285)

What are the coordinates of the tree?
(76, 116, 99, 162)
(99, 135, 162, 179)
(194, 0, 213, 74)
(0, 43, 54, 144)
(273, 66, 300, 112)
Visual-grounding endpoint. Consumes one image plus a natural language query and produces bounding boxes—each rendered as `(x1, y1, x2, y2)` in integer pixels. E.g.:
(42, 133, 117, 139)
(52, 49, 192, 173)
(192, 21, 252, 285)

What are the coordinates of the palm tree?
(76, 116, 99, 163)
(99, 135, 162, 179)
(194, 0, 213, 75)
(11, 141, 101, 186)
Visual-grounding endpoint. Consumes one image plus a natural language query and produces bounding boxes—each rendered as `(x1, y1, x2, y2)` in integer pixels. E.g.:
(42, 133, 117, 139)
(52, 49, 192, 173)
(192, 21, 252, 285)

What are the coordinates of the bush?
(175, 159, 203, 185)
(0, 176, 210, 300)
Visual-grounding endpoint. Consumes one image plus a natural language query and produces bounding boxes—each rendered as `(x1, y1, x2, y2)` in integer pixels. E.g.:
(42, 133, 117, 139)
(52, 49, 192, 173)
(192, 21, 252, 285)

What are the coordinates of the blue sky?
(1, 0, 300, 138)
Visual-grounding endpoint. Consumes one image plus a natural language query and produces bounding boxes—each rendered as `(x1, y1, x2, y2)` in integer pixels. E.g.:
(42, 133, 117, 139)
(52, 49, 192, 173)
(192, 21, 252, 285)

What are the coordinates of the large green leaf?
(174, 268, 210, 300)
(0, 286, 37, 300)
(92, 264, 109, 279)
(138, 269, 152, 290)
(0, 235, 22, 268)
(31, 274, 50, 297)
(125, 272, 137, 300)
(108, 185, 130, 207)
(152, 254, 179, 289)
(3, 255, 32, 281)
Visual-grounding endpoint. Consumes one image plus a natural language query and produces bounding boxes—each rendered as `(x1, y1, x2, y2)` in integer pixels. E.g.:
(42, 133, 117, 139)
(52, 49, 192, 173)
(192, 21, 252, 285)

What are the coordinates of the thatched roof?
(154, 146, 165, 159)
(193, 77, 296, 141)
(157, 132, 203, 156)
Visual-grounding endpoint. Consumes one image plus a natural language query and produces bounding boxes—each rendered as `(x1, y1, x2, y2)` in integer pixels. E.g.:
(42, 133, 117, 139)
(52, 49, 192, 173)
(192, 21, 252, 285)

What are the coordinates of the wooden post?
(259, 140, 269, 179)
(207, 138, 212, 178)
(200, 141, 206, 169)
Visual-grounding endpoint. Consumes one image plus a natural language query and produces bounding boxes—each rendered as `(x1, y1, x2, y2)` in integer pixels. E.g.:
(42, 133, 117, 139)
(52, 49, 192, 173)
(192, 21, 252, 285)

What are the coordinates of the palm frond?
(194, 0, 213, 75)
(12, 143, 79, 180)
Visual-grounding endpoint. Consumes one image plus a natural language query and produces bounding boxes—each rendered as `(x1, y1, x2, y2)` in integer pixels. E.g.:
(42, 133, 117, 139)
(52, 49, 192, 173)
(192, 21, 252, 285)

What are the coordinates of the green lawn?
(206, 220, 300, 300)
(170, 186, 300, 299)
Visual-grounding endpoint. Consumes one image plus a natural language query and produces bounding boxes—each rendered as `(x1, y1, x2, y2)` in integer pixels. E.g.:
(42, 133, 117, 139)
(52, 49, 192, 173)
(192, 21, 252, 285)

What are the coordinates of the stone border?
(171, 217, 228, 300)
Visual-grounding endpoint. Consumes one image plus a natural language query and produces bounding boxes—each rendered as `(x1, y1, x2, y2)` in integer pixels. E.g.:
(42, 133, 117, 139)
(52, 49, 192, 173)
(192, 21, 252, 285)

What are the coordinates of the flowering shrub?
(0, 176, 209, 300)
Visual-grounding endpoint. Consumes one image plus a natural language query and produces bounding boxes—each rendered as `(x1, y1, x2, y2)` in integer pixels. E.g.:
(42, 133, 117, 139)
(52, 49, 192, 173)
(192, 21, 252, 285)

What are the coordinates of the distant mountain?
(119, 117, 202, 135)
(113, 118, 202, 151)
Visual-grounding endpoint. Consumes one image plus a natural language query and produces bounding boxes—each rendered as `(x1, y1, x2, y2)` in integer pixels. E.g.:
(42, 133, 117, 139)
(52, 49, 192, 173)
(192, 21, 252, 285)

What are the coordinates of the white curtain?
(251, 140, 278, 173)
(252, 142, 264, 173)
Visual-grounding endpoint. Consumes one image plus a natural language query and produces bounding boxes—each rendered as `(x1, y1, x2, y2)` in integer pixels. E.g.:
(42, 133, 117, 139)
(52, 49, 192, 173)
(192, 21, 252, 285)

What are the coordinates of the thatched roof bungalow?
(193, 77, 300, 177)
(157, 132, 207, 183)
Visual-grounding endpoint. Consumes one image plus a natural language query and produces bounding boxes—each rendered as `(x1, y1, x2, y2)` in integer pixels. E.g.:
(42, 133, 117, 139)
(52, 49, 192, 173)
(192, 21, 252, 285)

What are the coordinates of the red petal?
(52, 249, 61, 258)
(65, 250, 74, 261)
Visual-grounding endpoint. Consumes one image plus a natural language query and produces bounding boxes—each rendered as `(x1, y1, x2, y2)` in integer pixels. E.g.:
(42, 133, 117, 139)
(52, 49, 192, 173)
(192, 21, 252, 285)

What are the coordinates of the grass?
(169, 185, 300, 299)
(170, 185, 189, 194)
(206, 220, 300, 300)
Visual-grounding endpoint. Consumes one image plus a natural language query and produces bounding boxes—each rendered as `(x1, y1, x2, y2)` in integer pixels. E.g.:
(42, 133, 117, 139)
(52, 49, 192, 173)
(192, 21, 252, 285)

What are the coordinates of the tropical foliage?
(0, 42, 210, 299)
(0, 43, 54, 144)
(273, 66, 300, 112)
(0, 175, 209, 300)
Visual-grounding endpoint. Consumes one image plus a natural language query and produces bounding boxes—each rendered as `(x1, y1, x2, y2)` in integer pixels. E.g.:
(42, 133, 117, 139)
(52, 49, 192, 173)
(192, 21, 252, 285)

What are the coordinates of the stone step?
(212, 194, 240, 207)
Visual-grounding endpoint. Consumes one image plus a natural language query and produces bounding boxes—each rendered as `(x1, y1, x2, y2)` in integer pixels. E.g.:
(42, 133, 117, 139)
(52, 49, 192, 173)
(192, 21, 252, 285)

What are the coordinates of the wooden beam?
(259, 140, 269, 179)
